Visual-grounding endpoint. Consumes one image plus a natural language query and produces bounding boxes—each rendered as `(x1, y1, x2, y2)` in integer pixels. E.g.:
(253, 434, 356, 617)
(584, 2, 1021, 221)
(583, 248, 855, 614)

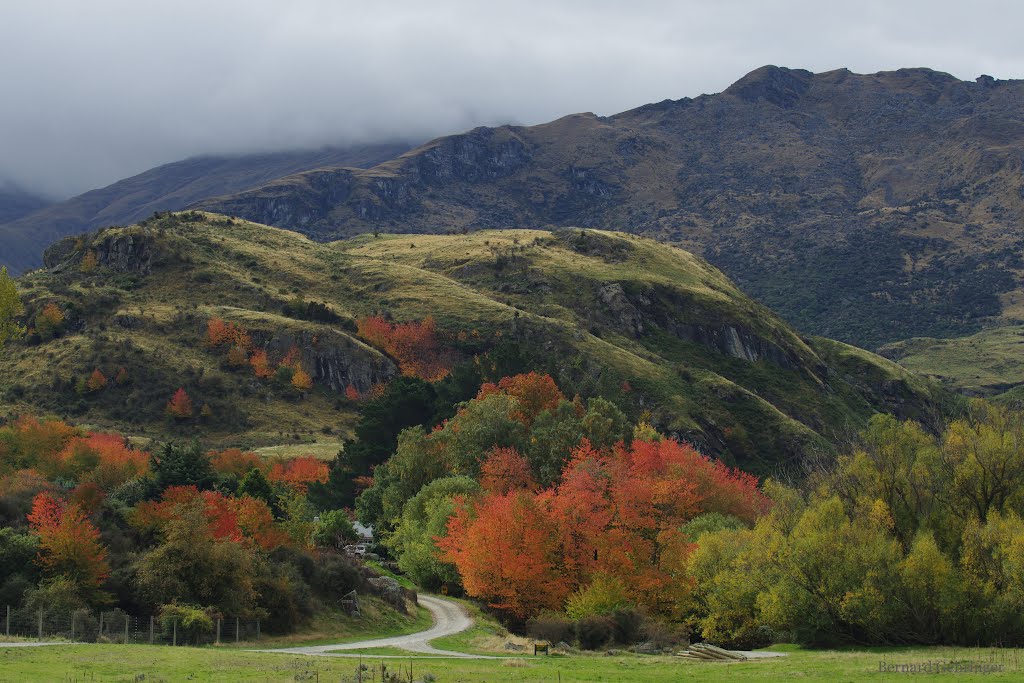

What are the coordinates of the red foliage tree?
(439, 437, 769, 620)
(165, 388, 193, 419)
(85, 368, 108, 392)
(356, 315, 450, 381)
(479, 446, 536, 495)
(28, 493, 109, 588)
(268, 456, 329, 493)
(59, 432, 149, 491)
(344, 384, 361, 401)
(131, 485, 285, 550)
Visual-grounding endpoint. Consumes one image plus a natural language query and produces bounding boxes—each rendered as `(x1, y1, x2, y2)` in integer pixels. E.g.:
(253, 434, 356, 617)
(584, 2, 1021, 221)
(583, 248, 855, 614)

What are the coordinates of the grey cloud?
(1, 0, 1022, 197)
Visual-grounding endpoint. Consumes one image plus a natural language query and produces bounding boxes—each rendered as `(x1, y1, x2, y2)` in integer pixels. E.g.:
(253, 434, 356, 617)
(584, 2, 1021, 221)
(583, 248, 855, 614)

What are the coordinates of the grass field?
(880, 324, 1024, 396)
(1, 643, 1021, 682)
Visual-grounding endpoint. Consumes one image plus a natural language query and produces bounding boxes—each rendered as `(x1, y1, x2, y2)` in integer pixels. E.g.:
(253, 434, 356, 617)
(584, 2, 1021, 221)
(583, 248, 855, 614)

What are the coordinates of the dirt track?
(259, 594, 497, 659)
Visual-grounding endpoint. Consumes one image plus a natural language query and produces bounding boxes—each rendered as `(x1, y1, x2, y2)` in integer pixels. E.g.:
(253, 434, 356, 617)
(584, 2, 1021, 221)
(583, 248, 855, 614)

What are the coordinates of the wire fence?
(3, 606, 262, 646)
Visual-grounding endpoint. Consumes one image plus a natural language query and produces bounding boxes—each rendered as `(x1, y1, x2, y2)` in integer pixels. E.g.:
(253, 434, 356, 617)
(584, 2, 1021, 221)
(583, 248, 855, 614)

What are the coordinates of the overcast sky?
(2, 0, 1022, 198)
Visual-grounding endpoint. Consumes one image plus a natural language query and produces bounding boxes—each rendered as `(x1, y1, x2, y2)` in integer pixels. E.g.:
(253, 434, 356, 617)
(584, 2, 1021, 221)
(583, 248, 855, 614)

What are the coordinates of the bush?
(577, 615, 615, 650)
(526, 613, 575, 645)
(611, 608, 645, 645)
(158, 604, 216, 645)
(309, 553, 363, 601)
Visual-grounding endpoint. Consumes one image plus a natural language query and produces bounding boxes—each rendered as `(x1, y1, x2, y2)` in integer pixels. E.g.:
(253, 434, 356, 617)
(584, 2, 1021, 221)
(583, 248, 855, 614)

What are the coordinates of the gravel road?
(260, 594, 496, 659)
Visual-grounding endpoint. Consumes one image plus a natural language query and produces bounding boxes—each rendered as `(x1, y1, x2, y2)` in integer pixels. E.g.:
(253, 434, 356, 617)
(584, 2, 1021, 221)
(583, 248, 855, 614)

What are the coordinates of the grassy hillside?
(194, 67, 1024, 351)
(881, 325, 1024, 397)
(0, 212, 942, 473)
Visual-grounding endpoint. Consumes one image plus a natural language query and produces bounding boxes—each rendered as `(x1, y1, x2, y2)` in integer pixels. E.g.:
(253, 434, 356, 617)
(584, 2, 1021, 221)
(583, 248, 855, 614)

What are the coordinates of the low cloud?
(1, 0, 1021, 197)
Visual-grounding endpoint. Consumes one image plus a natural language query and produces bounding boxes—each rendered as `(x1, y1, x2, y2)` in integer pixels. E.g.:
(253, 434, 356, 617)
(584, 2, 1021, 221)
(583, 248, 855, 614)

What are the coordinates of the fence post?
(172, 619, 177, 647)
(256, 618, 260, 641)
(125, 614, 130, 644)
(37, 609, 43, 641)
(149, 616, 154, 645)
(70, 611, 74, 642)
(5, 605, 9, 637)
(98, 611, 103, 640)
(216, 618, 221, 645)
(235, 617, 239, 644)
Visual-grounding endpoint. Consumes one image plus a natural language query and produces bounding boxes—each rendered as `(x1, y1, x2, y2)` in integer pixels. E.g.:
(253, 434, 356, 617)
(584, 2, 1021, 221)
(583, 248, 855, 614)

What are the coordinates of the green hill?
(0, 212, 942, 474)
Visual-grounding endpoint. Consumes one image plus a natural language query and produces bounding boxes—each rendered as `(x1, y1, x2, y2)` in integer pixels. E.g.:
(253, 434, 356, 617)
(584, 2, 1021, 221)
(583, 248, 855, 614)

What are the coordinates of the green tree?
(311, 510, 357, 550)
(134, 498, 257, 615)
(237, 468, 275, 508)
(0, 266, 25, 346)
(386, 476, 478, 590)
(150, 441, 215, 493)
(310, 377, 437, 510)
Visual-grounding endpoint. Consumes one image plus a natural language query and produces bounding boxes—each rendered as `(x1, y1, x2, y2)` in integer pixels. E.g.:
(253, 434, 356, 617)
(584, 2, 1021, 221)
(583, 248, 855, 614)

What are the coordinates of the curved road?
(261, 594, 495, 659)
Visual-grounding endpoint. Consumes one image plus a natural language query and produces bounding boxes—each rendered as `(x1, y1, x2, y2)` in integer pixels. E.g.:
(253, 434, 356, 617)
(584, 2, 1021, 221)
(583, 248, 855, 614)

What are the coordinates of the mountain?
(0, 142, 412, 275)
(1, 212, 941, 475)
(0, 184, 52, 224)
(194, 66, 1024, 352)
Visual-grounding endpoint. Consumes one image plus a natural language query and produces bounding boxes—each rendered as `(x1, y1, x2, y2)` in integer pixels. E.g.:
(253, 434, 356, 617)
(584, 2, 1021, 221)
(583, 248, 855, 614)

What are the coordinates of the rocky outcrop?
(43, 228, 156, 274)
(667, 321, 798, 368)
(598, 283, 645, 336)
(260, 329, 396, 393)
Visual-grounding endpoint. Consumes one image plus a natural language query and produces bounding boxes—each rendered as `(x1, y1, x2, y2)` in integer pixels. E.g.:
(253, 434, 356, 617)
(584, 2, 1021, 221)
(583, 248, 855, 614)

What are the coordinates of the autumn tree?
(249, 350, 273, 379)
(268, 456, 329, 494)
(205, 317, 251, 350)
(34, 303, 65, 340)
(437, 490, 569, 619)
(28, 493, 110, 590)
(133, 496, 259, 615)
(208, 449, 266, 478)
(291, 367, 313, 392)
(85, 369, 108, 392)
(80, 250, 99, 273)
(0, 266, 25, 347)
(357, 315, 451, 380)
(165, 388, 193, 419)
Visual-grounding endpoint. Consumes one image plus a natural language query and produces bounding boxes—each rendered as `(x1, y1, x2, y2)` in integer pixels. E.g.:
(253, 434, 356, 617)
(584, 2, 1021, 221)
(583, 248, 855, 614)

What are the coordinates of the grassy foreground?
(1, 643, 1021, 682)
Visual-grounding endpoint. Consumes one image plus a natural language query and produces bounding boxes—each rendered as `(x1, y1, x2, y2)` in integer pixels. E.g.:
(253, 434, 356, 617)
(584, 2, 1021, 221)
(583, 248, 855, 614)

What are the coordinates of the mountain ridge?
(192, 65, 1024, 351)
(0, 142, 413, 274)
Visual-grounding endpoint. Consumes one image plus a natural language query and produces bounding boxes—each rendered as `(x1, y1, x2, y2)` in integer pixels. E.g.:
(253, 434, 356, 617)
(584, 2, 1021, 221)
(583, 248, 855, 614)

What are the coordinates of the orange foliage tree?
(58, 433, 149, 490)
(438, 437, 769, 620)
(205, 317, 252, 350)
(268, 457, 329, 493)
(356, 315, 450, 381)
(85, 368, 108, 392)
(208, 448, 267, 477)
(291, 367, 313, 392)
(165, 388, 193, 419)
(132, 485, 286, 550)
(35, 303, 65, 339)
(476, 372, 565, 425)
(479, 446, 536, 496)
(249, 350, 274, 379)
(28, 493, 109, 588)
(437, 491, 569, 619)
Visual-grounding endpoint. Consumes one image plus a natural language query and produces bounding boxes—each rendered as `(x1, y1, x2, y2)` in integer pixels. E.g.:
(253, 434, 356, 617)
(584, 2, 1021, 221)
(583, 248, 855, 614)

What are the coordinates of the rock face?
(43, 229, 156, 274)
(194, 66, 1024, 350)
(262, 330, 397, 394)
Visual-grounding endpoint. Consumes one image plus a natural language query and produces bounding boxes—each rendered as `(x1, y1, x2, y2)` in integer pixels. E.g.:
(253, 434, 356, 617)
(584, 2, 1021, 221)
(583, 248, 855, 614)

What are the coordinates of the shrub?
(159, 604, 216, 645)
(526, 613, 575, 645)
(577, 615, 614, 650)
(611, 608, 646, 645)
